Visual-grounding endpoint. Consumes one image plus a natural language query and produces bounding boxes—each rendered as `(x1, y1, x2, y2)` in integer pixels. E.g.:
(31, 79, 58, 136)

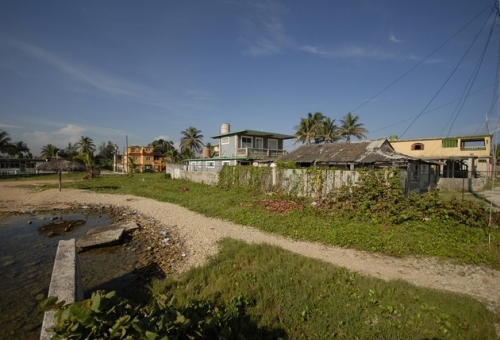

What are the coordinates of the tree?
(151, 139, 175, 155)
(75, 136, 96, 177)
(320, 117, 340, 143)
(64, 142, 79, 161)
(9, 140, 30, 158)
(339, 112, 368, 143)
(41, 144, 60, 160)
(165, 148, 182, 163)
(96, 141, 117, 170)
(0, 129, 13, 155)
(180, 127, 204, 155)
(294, 112, 326, 144)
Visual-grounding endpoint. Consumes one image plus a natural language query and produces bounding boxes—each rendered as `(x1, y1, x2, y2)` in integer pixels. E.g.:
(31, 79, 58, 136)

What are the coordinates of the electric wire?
(399, 6, 496, 139)
(349, 4, 492, 115)
(443, 10, 497, 137)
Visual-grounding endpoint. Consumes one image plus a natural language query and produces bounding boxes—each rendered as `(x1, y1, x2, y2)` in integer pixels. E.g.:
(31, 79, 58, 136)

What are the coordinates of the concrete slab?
(40, 239, 83, 340)
(76, 228, 124, 251)
(86, 221, 140, 236)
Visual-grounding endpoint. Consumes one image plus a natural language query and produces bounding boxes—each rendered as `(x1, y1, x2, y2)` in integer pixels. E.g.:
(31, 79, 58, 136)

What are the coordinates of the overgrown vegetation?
(41, 240, 500, 339)
(12, 171, 500, 268)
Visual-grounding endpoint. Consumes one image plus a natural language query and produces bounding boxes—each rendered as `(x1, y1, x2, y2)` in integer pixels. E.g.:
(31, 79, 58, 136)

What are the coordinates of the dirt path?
(1, 180, 500, 315)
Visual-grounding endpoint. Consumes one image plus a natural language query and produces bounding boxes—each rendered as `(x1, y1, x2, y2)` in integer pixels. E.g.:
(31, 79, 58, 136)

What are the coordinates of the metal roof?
(280, 139, 418, 165)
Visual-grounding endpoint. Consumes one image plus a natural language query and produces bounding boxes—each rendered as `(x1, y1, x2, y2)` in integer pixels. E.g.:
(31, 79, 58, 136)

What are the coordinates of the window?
(221, 137, 229, 145)
(133, 157, 138, 161)
(411, 143, 424, 150)
(268, 139, 278, 150)
(146, 157, 151, 161)
(206, 161, 215, 168)
(255, 137, 264, 149)
(222, 161, 231, 166)
(190, 161, 197, 170)
(241, 136, 252, 148)
(135, 147, 140, 152)
(442, 139, 458, 148)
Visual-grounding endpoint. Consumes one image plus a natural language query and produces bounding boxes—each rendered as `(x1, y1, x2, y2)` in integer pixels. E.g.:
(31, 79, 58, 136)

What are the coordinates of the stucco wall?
(437, 177, 488, 191)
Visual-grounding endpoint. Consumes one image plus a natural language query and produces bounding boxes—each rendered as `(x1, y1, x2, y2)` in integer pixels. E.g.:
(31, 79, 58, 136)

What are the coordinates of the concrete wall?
(40, 239, 83, 340)
(437, 177, 488, 192)
(173, 168, 219, 185)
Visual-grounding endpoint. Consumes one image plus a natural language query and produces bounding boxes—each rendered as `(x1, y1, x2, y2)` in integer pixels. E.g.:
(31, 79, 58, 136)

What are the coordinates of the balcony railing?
(235, 148, 287, 158)
(460, 146, 486, 151)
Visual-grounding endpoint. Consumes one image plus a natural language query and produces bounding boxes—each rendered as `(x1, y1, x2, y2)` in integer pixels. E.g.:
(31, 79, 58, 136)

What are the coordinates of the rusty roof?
(280, 139, 414, 165)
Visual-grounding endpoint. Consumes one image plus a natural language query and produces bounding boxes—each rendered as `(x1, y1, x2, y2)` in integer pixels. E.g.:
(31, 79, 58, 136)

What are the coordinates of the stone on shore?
(86, 221, 140, 236)
(76, 228, 125, 251)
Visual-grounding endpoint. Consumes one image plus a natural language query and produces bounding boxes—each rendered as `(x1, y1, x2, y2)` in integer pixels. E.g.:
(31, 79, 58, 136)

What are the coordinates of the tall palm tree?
(0, 129, 13, 155)
(180, 127, 204, 155)
(339, 112, 368, 143)
(9, 141, 30, 157)
(76, 136, 95, 155)
(320, 117, 340, 143)
(75, 136, 96, 177)
(294, 112, 325, 144)
(40, 144, 60, 160)
(165, 148, 182, 163)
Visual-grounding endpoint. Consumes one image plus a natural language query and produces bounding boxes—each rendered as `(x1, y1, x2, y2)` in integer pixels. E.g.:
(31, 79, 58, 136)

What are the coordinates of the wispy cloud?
(389, 33, 404, 43)
(300, 45, 402, 60)
(0, 123, 22, 129)
(2, 38, 212, 115)
(239, 0, 291, 56)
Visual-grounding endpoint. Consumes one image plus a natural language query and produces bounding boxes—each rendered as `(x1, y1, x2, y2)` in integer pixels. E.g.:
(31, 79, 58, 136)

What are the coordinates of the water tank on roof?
(389, 135, 398, 141)
(220, 123, 230, 134)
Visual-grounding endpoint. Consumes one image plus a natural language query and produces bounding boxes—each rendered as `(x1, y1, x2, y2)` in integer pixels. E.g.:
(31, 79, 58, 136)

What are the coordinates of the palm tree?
(339, 112, 368, 143)
(10, 141, 30, 158)
(180, 127, 204, 155)
(75, 136, 96, 177)
(320, 117, 340, 143)
(76, 136, 95, 155)
(0, 129, 13, 155)
(294, 112, 325, 144)
(165, 148, 182, 163)
(41, 144, 60, 160)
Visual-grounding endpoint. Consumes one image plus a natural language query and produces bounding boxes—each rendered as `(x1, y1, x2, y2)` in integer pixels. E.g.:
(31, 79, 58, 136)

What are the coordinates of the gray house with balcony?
(186, 123, 295, 172)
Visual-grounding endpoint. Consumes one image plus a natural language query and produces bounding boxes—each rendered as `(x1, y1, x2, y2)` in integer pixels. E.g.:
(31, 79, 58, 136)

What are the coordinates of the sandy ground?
(1, 179, 500, 317)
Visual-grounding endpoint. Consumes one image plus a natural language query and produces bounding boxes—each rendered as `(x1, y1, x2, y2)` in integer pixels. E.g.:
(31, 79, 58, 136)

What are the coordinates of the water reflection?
(0, 212, 141, 340)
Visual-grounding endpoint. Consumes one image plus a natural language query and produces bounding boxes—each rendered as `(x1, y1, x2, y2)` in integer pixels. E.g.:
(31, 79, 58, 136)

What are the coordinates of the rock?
(86, 221, 140, 236)
(77, 228, 125, 251)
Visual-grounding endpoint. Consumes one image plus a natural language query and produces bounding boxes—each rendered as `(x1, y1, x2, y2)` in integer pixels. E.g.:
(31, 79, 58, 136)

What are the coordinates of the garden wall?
(437, 177, 488, 192)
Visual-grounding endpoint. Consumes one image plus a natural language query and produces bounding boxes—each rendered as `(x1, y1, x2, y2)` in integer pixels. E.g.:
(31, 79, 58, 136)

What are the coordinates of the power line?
(349, 4, 493, 115)
(443, 8, 497, 136)
(399, 5, 496, 139)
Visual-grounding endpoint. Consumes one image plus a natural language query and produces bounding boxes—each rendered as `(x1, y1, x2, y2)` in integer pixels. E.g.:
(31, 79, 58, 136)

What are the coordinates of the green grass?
(7, 173, 500, 269)
(152, 239, 500, 339)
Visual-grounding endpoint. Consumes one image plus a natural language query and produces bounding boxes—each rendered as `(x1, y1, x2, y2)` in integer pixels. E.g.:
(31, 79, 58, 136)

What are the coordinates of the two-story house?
(187, 123, 295, 172)
(389, 134, 492, 178)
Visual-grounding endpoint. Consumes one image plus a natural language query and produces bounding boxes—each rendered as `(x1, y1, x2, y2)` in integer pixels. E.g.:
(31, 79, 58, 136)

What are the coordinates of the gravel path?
(1, 180, 500, 315)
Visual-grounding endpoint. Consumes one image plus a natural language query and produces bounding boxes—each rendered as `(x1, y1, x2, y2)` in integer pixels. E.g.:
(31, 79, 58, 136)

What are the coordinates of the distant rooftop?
(211, 129, 295, 140)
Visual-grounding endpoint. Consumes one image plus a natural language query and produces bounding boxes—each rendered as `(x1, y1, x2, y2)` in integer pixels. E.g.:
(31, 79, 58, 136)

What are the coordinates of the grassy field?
(20, 172, 498, 269)
(154, 238, 499, 339)
(5, 173, 500, 338)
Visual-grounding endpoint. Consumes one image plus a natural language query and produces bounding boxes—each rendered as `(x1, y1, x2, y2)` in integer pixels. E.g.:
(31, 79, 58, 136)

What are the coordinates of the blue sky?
(0, 0, 498, 157)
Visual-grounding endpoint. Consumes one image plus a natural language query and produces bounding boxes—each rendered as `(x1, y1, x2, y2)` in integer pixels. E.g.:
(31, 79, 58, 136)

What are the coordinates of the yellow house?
(123, 145, 156, 173)
(389, 134, 492, 178)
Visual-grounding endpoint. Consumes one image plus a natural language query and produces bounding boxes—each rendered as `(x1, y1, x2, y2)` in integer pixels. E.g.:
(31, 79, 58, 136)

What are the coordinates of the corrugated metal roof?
(280, 139, 413, 165)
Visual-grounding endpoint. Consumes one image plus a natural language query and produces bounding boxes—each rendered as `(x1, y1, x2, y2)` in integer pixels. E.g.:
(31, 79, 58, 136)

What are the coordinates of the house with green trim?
(186, 123, 295, 172)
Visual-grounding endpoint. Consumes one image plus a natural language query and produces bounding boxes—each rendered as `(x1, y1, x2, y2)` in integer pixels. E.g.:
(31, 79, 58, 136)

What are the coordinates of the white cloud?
(389, 33, 404, 43)
(239, 0, 291, 56)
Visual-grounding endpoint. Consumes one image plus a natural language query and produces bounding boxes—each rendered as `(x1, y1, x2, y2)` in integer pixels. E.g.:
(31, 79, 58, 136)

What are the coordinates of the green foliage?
(131, 240, 500, 339)
(217, 165, 271, 191)
(41, 289, 258, 339)
(323, 169, 493, 228)
(37, 173, 500, 267)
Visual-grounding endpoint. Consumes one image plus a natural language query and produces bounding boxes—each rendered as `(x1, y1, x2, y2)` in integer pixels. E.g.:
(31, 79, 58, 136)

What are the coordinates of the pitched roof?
(280, 139, 414, 165)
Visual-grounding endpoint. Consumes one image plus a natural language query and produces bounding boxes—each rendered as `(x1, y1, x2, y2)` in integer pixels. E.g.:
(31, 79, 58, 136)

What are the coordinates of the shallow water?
(0, 211, 141, 340)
